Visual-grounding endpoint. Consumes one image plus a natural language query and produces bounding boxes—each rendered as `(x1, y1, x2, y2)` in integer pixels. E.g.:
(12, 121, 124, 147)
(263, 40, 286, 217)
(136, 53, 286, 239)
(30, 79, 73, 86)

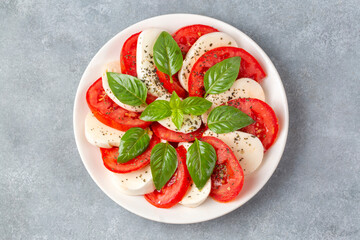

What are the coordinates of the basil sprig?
(170, 92, 183, 130)
(169, 91, 182, 109)
(107, 72, 147, 106)
(140, 92, 212, 130)
(207, 105, 254, 133)
(204, 57, 241, 97)
(139, 100, 172, 121)
(186, 139, 217, 189)
(171, 109, 183, 130)
(150, 142, 178, 190)
(153, 31, 183, 83)
(117, 128, 150, 163)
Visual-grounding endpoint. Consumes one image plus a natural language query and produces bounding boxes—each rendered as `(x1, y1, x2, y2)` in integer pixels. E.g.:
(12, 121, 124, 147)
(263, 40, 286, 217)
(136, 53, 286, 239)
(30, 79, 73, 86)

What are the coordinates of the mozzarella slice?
(158, 115, 202, 134)
(178, 32, 238, 91)
(111, 165, 155, 195)
(178, 142, 211, 208)
(156, 95, 202, 133)
(137, 28, 168, 97)
(85, 112, 125, 148)
(180, 180, 211, 208)
(202, 78, 265, 123)
(102, 61, 147, 112)
(203, 130, 264, 175)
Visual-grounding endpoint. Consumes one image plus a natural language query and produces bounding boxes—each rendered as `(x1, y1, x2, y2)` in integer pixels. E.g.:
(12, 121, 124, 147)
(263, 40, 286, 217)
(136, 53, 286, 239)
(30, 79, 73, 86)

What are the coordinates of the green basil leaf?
(169, 91, 182, 109)
(150, 142, 178, 190)
(186, 139, 217, 190)
(140, 100, 172, 121)
(117, 128, 150, 163)
(171, 109, 184, 130)
(182, 97, 212, 115)
(107, 72, 147, 106)
(204, 57, 241, 97)
(153, 31, 183, 83)
(207, 105, 254, 133)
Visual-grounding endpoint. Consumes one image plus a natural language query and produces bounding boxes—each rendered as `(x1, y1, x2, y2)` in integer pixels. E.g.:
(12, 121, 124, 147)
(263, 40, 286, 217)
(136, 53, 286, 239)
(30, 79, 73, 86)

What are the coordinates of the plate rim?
(73, 13, 289, 224)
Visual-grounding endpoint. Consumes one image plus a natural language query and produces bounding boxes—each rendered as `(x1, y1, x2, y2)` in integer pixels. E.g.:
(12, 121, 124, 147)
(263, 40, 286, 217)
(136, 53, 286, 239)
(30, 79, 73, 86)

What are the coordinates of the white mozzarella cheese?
(180, 179, 211, 208)
(158, 115, 202, 134)
(202, 78, 265, 124)
(178, 32, 238, 91)
(85, 112, 125, 148)
(111, 165, 155, 195)
(102, 61, 147, 112)
(203, 129, 264, 175)
(102, 61, 122, 73)
(156, 95, 202, 133)
(136, 28, 169, 97)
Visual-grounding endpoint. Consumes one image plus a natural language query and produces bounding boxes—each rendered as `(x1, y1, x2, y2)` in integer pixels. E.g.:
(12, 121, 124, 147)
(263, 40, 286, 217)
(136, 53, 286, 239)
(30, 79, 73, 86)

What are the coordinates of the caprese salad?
(84, 24, 279, 208)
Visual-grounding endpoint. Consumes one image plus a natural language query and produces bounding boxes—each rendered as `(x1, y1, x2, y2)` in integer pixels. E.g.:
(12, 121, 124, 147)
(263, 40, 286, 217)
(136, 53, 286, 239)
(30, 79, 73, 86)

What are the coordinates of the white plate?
(73, 14, 289, 224)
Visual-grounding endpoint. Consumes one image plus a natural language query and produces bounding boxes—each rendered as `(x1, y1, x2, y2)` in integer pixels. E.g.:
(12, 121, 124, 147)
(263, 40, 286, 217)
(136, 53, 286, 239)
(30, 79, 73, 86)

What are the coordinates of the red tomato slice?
(227, 98, 278, 150)
(86, 78, 151, 131)
(151, 122, 207, 142)
(200, 136, 244, 202)
(120, 32, 140, 77)
(172, 24, 219, 56)
(188, 47, 266, 97)
(144, 145, 191, 208)
(100, 135, 160, 173)
(156, 70, 188, 99)
(146, 93, 157, 104)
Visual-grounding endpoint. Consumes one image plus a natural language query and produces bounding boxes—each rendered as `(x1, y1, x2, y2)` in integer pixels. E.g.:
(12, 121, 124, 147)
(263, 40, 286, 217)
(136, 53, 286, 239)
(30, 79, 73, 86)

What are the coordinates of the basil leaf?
(186, 139, 217, 190)
(140, 100, 172, 121)
(169, 91, 182, 109)
(107, 72, 147, 106)
(150, 142, 178, 190)
(153, 31, 183, 83)
(182, 97, 212, 115)
(171, 109, 183, 130)
(117, 128, 150, 163)
(168, 91, 184, 129)
(204, 57, 241, 97)
(207, 105, 254, 133)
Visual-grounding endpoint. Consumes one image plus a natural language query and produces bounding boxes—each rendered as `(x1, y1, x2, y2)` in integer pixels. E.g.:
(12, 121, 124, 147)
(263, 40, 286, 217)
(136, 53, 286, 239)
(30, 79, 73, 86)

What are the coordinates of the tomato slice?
(151, 122, 207, 142)
(144, 145, 191, 208)
(200, 136, 244, 202)
(227, 98, 278, 150)
(120, 32, 140, 77)
(156, 70, 188, 99)
(188, 47, 266, 97)
(100, 135, 160, 173)
(146, 93, 157, 104)
(172, 24, 219, 56)
(86, 78, 151, 131)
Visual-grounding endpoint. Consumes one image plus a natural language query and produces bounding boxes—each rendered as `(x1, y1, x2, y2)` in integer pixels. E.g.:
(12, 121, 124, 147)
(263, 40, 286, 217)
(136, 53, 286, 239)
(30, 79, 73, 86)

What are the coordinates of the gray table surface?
(1, 0, 359, 239)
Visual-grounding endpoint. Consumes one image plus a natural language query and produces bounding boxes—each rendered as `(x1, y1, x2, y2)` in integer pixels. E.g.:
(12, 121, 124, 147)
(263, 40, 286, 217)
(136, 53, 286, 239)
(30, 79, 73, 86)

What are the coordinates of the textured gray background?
(1, 0, 359, 239)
